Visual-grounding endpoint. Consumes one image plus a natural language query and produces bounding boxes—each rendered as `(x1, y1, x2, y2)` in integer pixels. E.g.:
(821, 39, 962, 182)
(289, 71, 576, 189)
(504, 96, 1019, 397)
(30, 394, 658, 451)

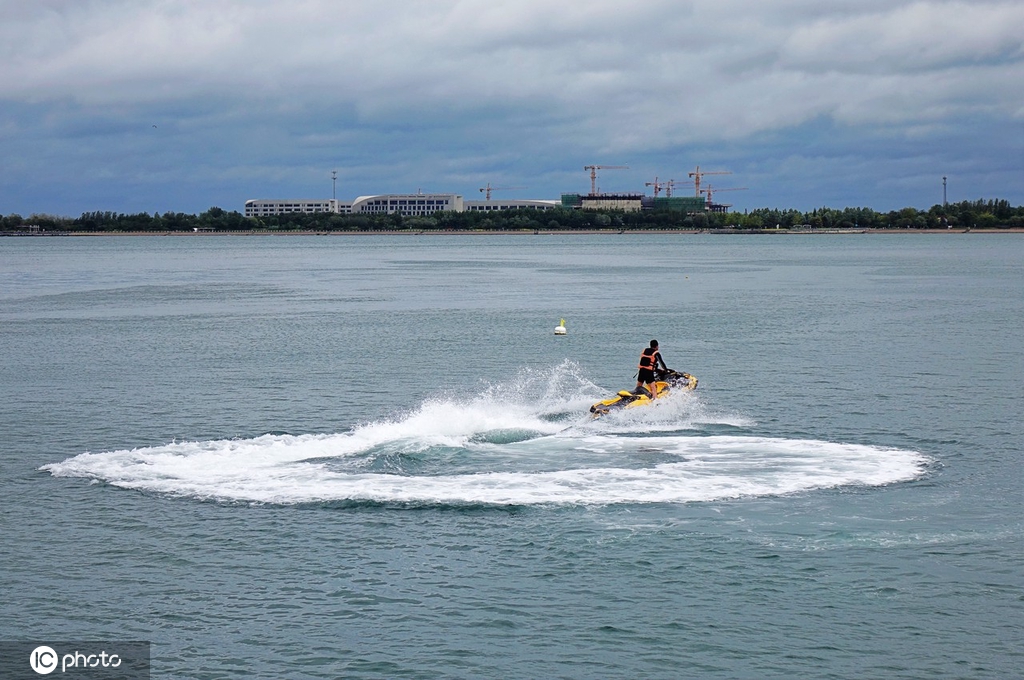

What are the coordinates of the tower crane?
(583, 165, 628, 195)
(688, 165, 731, 197)
(704, 185, 748, 210)
(645, 176, 665, 197)
(479, 183, 526, 200)
(664, 179, 686, 197)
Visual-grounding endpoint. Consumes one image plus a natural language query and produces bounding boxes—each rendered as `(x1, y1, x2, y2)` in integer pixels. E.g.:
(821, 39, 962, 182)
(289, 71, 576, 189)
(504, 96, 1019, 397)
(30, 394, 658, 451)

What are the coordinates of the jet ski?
(589, 368, 698, 417)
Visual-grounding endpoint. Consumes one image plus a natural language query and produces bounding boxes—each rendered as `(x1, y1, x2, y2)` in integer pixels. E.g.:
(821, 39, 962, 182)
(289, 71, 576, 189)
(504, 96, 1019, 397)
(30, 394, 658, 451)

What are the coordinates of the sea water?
(1, 233, 1021, 678)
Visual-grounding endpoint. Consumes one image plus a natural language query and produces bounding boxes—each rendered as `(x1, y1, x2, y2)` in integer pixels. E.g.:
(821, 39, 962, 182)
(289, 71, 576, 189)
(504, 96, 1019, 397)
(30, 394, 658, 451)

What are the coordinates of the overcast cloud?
(1, 0, 1021, 215)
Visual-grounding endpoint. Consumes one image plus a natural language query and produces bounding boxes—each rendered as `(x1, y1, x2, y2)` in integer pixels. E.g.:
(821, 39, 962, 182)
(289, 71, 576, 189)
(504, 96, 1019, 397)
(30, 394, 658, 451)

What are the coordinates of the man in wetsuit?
(636, 339, 669, 398)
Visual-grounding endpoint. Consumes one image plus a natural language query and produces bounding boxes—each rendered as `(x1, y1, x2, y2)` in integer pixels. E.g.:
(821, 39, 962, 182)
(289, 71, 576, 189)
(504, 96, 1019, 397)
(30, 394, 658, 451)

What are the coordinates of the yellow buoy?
(554, 318, 567, 335)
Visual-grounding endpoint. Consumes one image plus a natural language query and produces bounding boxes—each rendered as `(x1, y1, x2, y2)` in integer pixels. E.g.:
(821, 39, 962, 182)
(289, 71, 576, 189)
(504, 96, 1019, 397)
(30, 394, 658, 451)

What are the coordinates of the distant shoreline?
(5, 228, 1023, 237)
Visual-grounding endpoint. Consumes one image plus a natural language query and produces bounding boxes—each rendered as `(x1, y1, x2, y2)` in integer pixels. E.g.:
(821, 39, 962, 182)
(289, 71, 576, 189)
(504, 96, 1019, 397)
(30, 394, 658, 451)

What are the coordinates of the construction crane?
(645, 176, 665, 197)
(479, 183, 526, 200)
(664, 179, 686, 198)
(584, 165, 628, 195)
(688, 165, 731, 197)
(704, 185, 748, 210)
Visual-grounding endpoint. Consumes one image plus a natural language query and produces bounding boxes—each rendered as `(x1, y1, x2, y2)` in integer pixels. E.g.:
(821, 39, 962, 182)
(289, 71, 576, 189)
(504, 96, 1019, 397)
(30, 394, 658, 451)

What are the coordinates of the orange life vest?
(638, 348, 660, 372)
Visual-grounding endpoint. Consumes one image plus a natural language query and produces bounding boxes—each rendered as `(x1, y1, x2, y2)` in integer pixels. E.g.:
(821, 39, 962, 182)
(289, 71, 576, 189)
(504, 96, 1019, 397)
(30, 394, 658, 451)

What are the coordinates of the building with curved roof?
(350, 194, 462, 216)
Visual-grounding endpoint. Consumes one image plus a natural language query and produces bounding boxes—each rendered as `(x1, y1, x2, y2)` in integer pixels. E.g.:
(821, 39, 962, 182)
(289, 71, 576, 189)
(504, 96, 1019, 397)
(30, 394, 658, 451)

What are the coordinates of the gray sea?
(1, 233, 1021, 679)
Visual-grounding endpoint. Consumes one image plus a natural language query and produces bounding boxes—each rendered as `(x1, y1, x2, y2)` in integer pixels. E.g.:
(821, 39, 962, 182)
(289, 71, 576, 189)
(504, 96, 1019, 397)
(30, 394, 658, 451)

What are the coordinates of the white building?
(244, 199, 346, 217)
(350, 194, 463, 216)
(244, 194, 560, 217)
(464, 199, 560, 212)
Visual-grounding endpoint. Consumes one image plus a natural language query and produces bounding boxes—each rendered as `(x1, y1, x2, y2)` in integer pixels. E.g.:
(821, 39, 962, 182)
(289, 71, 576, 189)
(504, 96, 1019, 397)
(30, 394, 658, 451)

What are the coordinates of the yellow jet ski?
(589, 369, 698, 417)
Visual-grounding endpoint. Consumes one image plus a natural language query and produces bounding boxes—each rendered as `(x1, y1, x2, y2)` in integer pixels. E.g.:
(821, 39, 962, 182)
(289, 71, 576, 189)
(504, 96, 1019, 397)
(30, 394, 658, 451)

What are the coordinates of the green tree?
(742, 213, 763, 229)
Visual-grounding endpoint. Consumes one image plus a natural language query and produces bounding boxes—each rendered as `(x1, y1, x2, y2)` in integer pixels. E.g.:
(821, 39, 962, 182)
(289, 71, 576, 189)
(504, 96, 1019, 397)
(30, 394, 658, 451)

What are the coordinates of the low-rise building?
(580, 194, 645, 212)
(244, 199, 346, 217)
(464, 199, 560, 212)
(350, 194, 463, 216)
(245, 191, 703, 217)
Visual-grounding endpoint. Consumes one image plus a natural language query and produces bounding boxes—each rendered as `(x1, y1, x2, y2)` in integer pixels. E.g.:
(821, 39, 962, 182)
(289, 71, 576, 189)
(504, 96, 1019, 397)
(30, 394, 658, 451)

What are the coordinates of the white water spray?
(42, 362, 927, 506)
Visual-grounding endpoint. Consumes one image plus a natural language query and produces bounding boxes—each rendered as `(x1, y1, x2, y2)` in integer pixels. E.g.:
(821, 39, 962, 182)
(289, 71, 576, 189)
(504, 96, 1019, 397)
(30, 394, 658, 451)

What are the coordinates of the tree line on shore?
(2, 199, 1022, 233)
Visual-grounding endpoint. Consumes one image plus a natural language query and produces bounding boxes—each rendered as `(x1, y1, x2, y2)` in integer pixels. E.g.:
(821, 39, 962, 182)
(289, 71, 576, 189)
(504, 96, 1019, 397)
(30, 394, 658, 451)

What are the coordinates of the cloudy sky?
(1, 0, 1021, 216)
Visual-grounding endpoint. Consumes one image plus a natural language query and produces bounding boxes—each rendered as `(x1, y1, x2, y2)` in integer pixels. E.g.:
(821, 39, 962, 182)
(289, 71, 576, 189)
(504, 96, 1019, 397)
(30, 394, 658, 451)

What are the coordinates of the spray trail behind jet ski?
(41, 361, 927, 506)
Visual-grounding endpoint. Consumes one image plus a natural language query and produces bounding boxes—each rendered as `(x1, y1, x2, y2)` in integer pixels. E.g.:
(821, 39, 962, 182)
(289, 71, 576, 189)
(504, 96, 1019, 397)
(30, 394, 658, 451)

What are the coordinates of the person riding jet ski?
(589, 340, 697, 417)
(636, 339, 669, 399)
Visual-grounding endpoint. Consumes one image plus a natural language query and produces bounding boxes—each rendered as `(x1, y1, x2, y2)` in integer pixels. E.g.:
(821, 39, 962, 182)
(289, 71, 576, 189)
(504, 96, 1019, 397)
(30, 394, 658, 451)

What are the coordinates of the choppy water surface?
(2, 234, 1021, 679)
